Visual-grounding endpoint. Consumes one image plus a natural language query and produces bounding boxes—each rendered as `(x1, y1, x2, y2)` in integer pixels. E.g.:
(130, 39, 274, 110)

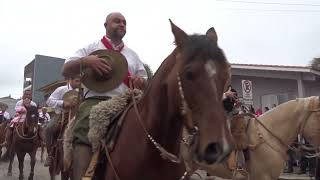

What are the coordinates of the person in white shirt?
(44, 76, 80, 167)
(0, 106, 10, 121)
(62, 12, 147, 180)
(39, 107, 51, 124)
(15, 89, 37, 110)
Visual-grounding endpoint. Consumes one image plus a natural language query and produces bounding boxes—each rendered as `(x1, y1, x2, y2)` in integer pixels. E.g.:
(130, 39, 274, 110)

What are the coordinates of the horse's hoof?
(7, 172, 12, 176)
(28, 173, 34, 180)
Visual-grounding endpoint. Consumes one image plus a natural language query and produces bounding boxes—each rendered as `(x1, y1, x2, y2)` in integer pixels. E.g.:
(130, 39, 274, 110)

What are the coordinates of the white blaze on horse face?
(205, 60, 216, 77)
(221, 125, 231, 157)
(204, 60, 218, 101)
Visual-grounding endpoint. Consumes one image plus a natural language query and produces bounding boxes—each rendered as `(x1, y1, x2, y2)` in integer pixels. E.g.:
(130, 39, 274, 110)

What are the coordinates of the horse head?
(25, 106, 39, 135)
(300, 96, 320, 146)
(165, 20, 233, 165)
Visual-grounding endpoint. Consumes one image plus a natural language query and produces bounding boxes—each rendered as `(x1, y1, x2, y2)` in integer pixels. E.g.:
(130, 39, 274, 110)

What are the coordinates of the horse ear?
(169, 19, 187, 47)
(206, 27, 218, 44)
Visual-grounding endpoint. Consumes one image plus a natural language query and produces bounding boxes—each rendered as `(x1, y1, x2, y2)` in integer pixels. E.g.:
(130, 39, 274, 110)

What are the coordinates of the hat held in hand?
(82, 49, 128, 93)
(63, 90, 79, 104)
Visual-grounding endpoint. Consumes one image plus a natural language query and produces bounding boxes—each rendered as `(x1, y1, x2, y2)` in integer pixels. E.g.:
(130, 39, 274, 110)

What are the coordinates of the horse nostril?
(203, 143, 222, 164)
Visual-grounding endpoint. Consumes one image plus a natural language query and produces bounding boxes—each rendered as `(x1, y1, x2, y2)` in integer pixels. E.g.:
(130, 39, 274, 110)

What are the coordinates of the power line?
(216, 0, 320, 7)
(225, 8, 320, 12)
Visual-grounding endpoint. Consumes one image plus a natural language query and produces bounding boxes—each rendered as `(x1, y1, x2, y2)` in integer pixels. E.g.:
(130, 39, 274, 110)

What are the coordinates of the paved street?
(0, 149, 59, 180)
(0, 151, 314, 180)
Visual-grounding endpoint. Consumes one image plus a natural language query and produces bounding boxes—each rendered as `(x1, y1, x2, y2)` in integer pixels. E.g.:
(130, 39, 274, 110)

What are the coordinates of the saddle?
(226, 113, 253, 180)
(82, 89, 143, 180)
(83, 102, 134, 180)
(230, 114, 251, 150)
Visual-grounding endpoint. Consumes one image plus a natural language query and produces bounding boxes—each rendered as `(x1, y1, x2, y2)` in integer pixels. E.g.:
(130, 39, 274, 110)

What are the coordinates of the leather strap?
(81, 150, 100, 180)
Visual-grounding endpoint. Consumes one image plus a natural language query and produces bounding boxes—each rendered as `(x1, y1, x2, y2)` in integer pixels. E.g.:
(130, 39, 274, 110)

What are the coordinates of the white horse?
(203, 96, 320, 180)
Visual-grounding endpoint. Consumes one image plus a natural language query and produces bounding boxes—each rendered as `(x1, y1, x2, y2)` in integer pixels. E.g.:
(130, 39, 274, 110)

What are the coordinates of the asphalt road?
(0, 149, 60, 180)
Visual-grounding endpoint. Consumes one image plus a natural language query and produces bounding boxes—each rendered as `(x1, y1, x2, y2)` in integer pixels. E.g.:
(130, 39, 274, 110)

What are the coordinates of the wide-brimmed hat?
(63, 90, 79, 104)
(82, 49, 128, 93)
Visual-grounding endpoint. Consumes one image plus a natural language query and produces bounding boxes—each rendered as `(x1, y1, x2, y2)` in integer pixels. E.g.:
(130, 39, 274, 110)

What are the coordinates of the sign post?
(242, 80, 253, 105)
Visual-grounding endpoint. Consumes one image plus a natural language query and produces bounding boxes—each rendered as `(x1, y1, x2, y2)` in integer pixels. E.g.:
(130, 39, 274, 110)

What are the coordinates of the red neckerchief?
(101, 36, 131, 87)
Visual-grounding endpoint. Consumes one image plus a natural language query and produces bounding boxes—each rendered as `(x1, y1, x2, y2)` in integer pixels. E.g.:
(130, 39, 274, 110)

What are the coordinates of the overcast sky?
(1, 0, 320, 98)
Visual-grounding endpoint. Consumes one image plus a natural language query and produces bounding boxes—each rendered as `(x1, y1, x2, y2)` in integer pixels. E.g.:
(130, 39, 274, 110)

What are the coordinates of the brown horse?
(94, 21, 233, 180)
(49, 112, 74, 180)
(38, 116, 47, 163)
(0, 119, 9, 158)
(205, 96, 320, 180)
(7, 106, 42, 180)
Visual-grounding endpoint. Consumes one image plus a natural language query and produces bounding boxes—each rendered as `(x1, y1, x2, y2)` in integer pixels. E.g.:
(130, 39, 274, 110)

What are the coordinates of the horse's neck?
(138, 49, 182, 153)
(259, 99, 307, 146)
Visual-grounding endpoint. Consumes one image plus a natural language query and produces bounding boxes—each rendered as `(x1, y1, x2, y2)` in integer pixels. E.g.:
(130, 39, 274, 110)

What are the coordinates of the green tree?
(310, 57, 320, 71)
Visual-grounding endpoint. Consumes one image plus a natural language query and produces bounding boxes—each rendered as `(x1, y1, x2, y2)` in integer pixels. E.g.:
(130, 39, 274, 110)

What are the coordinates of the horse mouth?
(194, 142, 232, 165)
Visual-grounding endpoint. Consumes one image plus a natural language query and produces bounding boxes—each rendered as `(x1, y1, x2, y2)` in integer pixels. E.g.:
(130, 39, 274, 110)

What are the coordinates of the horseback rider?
(15, 89, 37, 109)
(39, 107, 51, 125)
(0, 105, 10, 122)
(62, 12, 148, 180)
(222, 86, 251, 179)
(1, 89, 38, 147)
(223, 85, 239, 115)
(44, 76, 81, 167)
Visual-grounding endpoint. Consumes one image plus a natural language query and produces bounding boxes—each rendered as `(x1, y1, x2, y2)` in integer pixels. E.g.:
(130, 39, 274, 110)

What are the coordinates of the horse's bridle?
(295, 98, 320, 157)
(251, 98, 320, 158)
(298, 98, 320, 137)
(15, 115, 39, 140)
(127, 75, 200, 180)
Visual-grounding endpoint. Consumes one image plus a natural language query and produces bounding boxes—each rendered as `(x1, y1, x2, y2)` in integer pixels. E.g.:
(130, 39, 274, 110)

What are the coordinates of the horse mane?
(143, 34, 227, 96)
(141, 48, 179, 96)
(180, 34, 227, 64)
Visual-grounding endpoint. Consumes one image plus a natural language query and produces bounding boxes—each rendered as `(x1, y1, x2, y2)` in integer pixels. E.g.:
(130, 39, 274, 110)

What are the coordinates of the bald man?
(62, 12, 147, 179)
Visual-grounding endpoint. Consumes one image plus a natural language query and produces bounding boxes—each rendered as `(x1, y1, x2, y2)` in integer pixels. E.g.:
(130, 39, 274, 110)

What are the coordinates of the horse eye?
(185, 71, 194, 80)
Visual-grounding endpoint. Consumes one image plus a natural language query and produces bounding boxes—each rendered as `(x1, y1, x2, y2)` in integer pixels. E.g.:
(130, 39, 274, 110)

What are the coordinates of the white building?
(0, 95, 19, 117)
(231, 64, 320, 111)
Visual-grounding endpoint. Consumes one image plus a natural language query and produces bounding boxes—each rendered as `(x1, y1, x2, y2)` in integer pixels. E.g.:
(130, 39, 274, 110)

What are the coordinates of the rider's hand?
(224, 90, 236, 99)
(83, 55, 112, 76)
(129, 76, 146, 90)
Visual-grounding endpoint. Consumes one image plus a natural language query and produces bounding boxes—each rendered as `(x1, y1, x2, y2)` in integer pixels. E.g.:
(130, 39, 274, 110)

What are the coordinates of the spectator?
(249, 105, 255, 114)
(255, 108, 262, 117)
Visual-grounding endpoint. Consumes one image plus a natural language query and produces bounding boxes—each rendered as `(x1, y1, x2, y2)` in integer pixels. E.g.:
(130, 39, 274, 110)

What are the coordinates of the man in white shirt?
(39, 107, 51, 124)
(0, 105, 10, 121)
(15, 89, 37, 110)
(44, 76, 80, 167)
(62, 12, 147, 180)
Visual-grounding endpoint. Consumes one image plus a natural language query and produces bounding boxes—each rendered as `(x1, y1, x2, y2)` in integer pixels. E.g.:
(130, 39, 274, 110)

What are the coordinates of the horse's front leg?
(7, 150, 14, 176)
(41, 144, 45, 163)
(17, 152, 26, 180)
(28, 151, 37, 180)
(61, 170, 71, 180)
